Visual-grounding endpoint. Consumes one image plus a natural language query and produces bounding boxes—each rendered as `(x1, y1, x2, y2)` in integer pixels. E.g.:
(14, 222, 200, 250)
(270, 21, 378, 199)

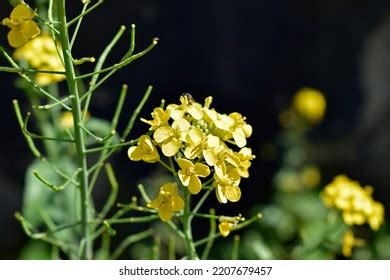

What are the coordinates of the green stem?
(181, 189, 198, 260)
(57, 0, 92, 260)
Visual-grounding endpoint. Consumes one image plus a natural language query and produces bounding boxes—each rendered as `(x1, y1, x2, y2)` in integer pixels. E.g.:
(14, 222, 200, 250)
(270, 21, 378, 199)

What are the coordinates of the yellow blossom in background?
(292, 87, 326, 124)
(59, 111, 74, 129)
(300, 165, 321, 188)
(148, 183, 184, 222)
(128, 135, 160, 163)
(13, 34, 65, 86)
(321, 175, 385, 230)
(177, 158, 210, 194)
(2, 3, 41, 48)
(342, 230, 365, 258)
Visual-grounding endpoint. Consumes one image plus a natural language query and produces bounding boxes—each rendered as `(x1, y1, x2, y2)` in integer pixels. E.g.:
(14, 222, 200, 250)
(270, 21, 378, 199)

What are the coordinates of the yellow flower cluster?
(321, 175, 384, 230)
(2, 3, 41, 48)
(13, 34, 65, 86)
(292, 87, 326, 124)
(128, 95, 254, 220)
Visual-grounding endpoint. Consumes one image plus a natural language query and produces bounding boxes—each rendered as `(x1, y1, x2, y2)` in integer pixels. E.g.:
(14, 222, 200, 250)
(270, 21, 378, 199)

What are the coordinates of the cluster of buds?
(128, 94, 254, 221)
(321, 175, 384, 231)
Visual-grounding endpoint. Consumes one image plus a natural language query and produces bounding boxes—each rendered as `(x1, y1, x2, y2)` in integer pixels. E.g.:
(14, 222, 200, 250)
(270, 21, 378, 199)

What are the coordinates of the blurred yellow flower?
(2, 3, 40, 48)
(342, 230, 365, 258)
(300, 165, 321, 188)
(177, 158, 210, 194)
(292, 88, 326, 124)
(13, 34, 65, 86)
(321, 175, 384, 230)
(59, 111, 90, 130)
(148, 183, 184, 222)
(128, 135, 160, 163)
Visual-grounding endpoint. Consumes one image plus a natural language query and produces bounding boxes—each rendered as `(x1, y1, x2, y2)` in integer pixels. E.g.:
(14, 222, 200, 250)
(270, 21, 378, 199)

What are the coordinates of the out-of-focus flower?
(148, 183, 184, 222)
(292, 88, 326, 124)
(128, 135, 160, 163)
(59, 111, 90, 130)
(177, 158, 210, 194)
(342, 230, 365, 258)
(2, 3, 40, 48)
(321, 175, 384, 230)
(300, 165, 321, 189)
(13, 34, 65, 86)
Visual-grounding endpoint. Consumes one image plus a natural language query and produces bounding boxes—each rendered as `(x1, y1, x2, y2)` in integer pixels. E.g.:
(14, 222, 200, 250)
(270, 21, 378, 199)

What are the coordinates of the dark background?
(2, 0, 390, 259)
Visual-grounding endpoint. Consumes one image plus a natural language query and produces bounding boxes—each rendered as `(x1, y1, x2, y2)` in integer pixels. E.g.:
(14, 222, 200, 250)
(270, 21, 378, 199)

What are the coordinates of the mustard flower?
(300, 165, 321, 188)
(214, 113, 252, 148)
(128, 135, 160, 163)
(2, 3, 41, 48)
(321, 175, 385, 230)
(148, 183, 184, 222)
(213, 166, 241, 203)
(13, 34, 65, 86)
(184, 127, 220, 162)
(153, 118, 190, 157)
(236, 147, 254, 178)
(292, 87, 326, 124)
(342, 230, 365, 258)
(141, 107, 170, 130)
(177, 158, 210, 194)
(167, 94, 203, 120)
(218, 215, 244, 237)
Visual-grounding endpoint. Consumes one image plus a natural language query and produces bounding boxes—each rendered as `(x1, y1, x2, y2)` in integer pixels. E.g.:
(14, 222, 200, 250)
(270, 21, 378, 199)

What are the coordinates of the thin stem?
(84, 139, 137, 154)
(181, 189, 198, 260)
(57, 0, 92, 259)
(70, 2, 89, 49)
(191, 188, 213, 221)
(97, 163, 119, 219)
(231, 235, 240, 260)
(0, 66, 65, 75)
(201, 208, 216, 260)
(67, 0, 104, 26)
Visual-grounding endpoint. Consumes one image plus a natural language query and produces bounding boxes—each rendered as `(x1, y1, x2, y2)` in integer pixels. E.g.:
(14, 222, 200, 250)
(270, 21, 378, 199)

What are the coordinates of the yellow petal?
(178, 170, 191, 186)
(226, 186, 241, 202)
(20, 20, 40, 40)
(160, 183, 176, 196)
(216, 186, 227, 204)
(148, 195, 164, 209)
(194, 163, 210, 177)
(158, 203, 174, 222)
(219, 221, 233, 237)
(162, 139, 180, 157)
(172, 118, 191, 132)
(153, 126, 172, 143)
(187, 127, 203, 145)
(11, 3, 34, 21)
(127, 146, 142, 161)
(7, 28, 27, 48)
(187, 105, 203, 120)
(171, 195, 185, 211)
(233, 128, 247, 148)
(188, 175, 202, 194)
(243, 124, 252, 137)
(203, 149, 218, 166)
(177, 158, 193, 171)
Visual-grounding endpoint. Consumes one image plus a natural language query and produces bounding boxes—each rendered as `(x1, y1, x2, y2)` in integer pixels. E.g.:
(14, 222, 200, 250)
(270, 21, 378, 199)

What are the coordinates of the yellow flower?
(214, 113, 252, 148)
(167, 94, 203, 120)
(292, 88, 326, 124)
(13, 34, 65, 86)
(236, 147, 255, 178)
(148, 183, 184, 222)
(177, 158, 210, 194)
(59, 111, 74, 129)
(141, 107, 170, 130)
(218, 215, 244, 237)
(2, 3, 41, 48)
(184, 127, 220, 162)
(213, 166, 241, 203)
(342, 230, 365, 258)
(128, 135, 160, 163)
(321, 175, 385, 231)
(153, 118, 190, 157)
(300, 165, 321, 188)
